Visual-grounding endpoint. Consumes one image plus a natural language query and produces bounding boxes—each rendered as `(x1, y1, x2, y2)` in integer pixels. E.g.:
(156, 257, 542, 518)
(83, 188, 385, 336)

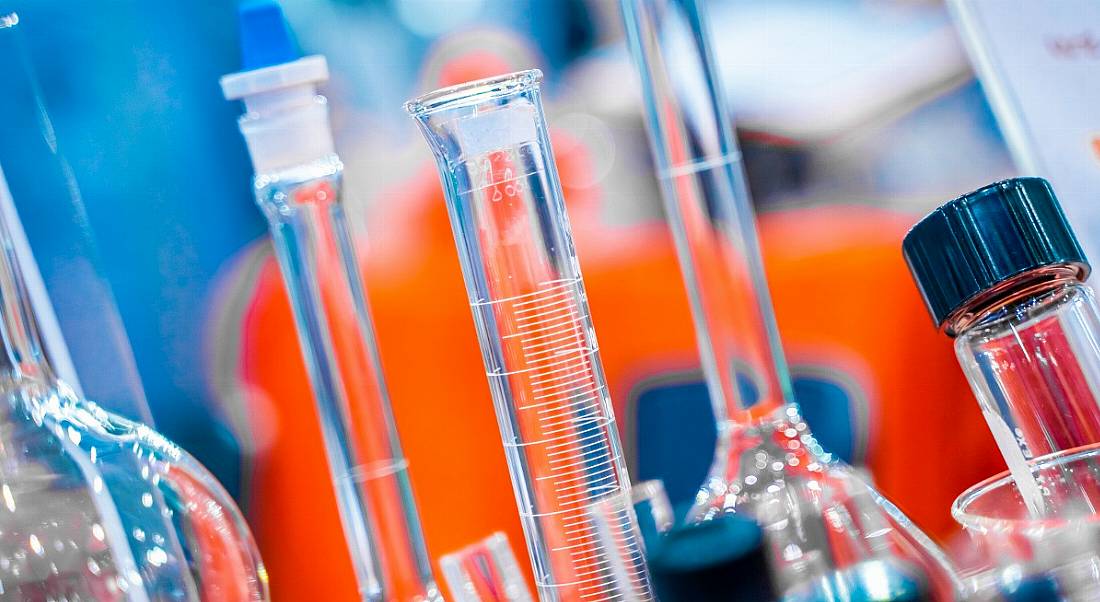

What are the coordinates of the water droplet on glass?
(146, 547, 168, 567)
(28, 534, 43, 556)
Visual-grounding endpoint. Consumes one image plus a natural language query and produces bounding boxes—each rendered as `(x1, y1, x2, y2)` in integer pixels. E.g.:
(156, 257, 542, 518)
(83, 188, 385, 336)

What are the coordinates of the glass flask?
(906, 178, 1100, 599)
(221, 3, 439, 599)
(619, 0, 960, 597)
(0, 167, 269, 598)
(407, 70, 656, 601)
(0, 9, 155, 427)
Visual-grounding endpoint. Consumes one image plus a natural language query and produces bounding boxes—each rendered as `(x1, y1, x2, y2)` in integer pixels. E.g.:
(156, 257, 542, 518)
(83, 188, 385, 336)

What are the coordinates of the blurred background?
(0, 0, 1023, 597)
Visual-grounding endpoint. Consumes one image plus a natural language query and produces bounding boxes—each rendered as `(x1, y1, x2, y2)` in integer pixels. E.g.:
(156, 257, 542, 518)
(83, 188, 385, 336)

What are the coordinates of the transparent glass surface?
(630, 481, 673, 546)
(586, 492, 654, 602)
(439, 532, 532, 602)
(619, 0, 961, 597)
(955, 275, 1100, 490)
(407, 70, 656, 601)
(0, 10, 154, 425)
(0, 164, 268, 600)
(953, 444, 1100, 601)
(252, 151, 438, 601)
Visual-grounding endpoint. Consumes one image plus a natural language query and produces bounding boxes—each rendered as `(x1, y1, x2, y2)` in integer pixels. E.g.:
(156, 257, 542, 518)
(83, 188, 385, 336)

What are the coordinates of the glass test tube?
(251, 153, 438, 601)
(407, 70, 655, 601)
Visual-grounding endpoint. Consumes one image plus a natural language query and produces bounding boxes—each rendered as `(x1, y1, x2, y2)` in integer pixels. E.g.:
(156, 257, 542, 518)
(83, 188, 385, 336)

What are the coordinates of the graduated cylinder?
(407, 70, 654, 601)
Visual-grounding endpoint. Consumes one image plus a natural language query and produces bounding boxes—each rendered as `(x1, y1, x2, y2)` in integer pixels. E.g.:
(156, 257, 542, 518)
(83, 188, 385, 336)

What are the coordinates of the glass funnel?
(619, 0, 960, 596)
(0, 162, 268, 599)
(407, 70, 656, 601)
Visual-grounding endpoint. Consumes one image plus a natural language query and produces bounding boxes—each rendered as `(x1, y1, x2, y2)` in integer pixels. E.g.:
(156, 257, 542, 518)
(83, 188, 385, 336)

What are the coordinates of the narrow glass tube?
(0, 10, 153, 424)
(620, 0, 961, 596)
(407, 70, 656, 602)
(252, 151, 438, 601)
(620, 0, 799, 516)
(439, 532, 533, 602)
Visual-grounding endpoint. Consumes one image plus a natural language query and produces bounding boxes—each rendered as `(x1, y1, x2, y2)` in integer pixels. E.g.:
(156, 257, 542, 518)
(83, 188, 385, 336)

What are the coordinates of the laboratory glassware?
(585, 492, 656, 602)
(904, 178, 1100, 599)
(630, 480, 673, 548)
(620, 0, 959, 596)
(440, 532, 533, 602)
(221, 2, 438, 600)
(903, 178, 1099, 494)
(0, 164, 269, 598)
(954, 444, 1100, 600)
(406, 70, 656, 601)
(0, 10, 154, 425)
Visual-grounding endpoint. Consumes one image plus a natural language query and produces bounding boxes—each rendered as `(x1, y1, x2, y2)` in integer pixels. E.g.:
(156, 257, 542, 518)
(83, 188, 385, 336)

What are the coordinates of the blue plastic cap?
(647, 515, 775, 601)
(237, 0, 301, 71)
(903, 177, 1089, 333)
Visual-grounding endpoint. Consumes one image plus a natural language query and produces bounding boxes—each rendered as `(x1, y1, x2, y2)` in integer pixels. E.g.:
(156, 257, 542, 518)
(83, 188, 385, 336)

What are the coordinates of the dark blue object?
(632, 377, 716, 508)
(903, 177, 1089, 332)
(632, 371, 860, 511)
(647, 514, 775, 601)
(1001, 576, 1061, 602)
(792, 371, 864, 465)
(237, 0, 300, 70)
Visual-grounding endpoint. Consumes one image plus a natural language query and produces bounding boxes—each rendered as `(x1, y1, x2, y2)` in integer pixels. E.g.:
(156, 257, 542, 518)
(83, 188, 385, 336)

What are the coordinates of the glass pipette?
(407, 70, 655, 602)
(619, 0, 962, 596)
(221, 3, 438, 600)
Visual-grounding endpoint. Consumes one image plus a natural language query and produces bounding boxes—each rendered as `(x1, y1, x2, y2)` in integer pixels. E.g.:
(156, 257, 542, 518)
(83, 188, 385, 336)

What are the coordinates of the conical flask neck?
(0, 204, 56, 388)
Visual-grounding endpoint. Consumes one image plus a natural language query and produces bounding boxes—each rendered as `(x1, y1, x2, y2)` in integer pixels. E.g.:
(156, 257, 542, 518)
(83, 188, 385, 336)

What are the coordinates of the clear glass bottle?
(221, 3, 438, 599)
(904, 178, 1097, 501)
(407, 70, 656, 602)
(0, 165, 269, 598)
(619, 0, 960, 597)
(905, 178, 1100, 598)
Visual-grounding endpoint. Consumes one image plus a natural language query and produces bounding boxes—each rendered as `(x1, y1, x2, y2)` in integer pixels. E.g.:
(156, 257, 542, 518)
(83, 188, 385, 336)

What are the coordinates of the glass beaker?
(0, 162, 268, 599)
(953, 444, 1100, 600)
(619, 0, 960, 597)
(407, 70, 656, 602)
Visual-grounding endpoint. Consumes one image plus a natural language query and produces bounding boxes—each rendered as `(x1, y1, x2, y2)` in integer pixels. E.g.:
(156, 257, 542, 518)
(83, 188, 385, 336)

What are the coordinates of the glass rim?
(403, 69, 542, 117)
(952, 442, 1100, 534)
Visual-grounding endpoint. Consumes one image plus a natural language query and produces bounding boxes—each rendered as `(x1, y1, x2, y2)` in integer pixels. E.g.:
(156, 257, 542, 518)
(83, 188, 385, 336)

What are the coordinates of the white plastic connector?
(220, 55, 335, 174)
